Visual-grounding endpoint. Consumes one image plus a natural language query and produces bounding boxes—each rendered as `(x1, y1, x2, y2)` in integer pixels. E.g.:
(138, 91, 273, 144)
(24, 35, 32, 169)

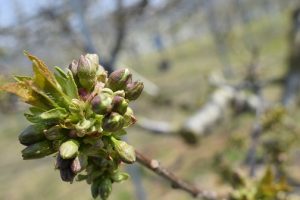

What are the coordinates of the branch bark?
(135, 150, 224, 200)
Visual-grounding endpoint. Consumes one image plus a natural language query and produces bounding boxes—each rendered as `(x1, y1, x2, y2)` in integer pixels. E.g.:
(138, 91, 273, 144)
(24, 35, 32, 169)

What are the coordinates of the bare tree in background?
(69, 0, 149, 73)
(203, 0, 233, 77)
(283, 6, 300, 107)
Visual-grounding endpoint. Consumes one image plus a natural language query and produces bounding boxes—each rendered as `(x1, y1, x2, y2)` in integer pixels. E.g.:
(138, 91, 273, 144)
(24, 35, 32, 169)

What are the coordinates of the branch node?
(150, 159, 159, 169)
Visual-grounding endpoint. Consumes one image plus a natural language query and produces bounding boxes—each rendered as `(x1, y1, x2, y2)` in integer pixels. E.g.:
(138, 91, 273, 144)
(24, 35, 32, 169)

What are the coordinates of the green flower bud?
(111, 171, 129, 182)
(77, 54, 99, 90)
(21, 140, 55, 160)
(92, 93, 113, 115)
(123, 107, 137, 127)
(78, 54, 99, 77)
(98, 178, 112, 200)
(113, 90, 125, 97)
(107, 68, 132, 91)
(75, 118, 93, 136)
(103, 112, 124, 132)
(96, 65, 107, 83)
(112, 129, 127, 139)
(59, 139, 80, 159)
(76, 174, 88, 182)
(91, 180, 100, 199)
(111, 137, 136, 164)
(112, 96, 128, 115)
(79, 77, 96, 91)
(68, 60, 78, 76)
(101, 88, 114, 95)
(44, 125, 66, 140)
(71, 153, 88, 173)
(125, 81, 144, 100)
(89, 169, 104, 183)
(87, 54, 99, 67)
(19, 125, 46, 146)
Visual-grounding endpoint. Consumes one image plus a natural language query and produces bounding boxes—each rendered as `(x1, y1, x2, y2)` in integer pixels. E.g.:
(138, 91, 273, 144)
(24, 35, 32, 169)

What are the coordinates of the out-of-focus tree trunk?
(105, 0, 149, 72)
(70, 0, 115, 73)
(203, 0, 233, 78)
(282, 7, 300, 107)
(70, 0, 97, 54)
(70, 0, 149, 74)
(105, 0, 127, 72)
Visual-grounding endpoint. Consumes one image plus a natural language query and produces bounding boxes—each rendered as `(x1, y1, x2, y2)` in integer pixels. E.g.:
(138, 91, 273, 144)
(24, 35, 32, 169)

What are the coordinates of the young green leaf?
(54, 67, 79, 99)
(25, 52, 71, 108)
(40, 108, 68, 120)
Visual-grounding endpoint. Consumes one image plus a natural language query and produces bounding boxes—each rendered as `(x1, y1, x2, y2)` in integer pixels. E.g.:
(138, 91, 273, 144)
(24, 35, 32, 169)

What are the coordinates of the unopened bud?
(55, 154, 73, 169)
(59, 139, 80, 159)
(107, 68, 132, 91)
(77, 54, 99, 90)
(113, 90, 125, 97)
(78, 54, 99, 77)
(98, 178, 112, 200)
(96, 65, 107, 83)
(21, 140, 55, 160)
(60, 167, 75, 183)
(44, 125, 66, 140)
(69, 60, 78, 76)
(76, 174, 88, 181)
(112, 129, 127, 139)
(92, 93, 113, 114)
(112, 96, 128, 115)
(91, 180, 100, 199)
(103, 112, 124, 132)
(111, 137, 136, 164)
(71, 154, 88, 173)
(123, 107, 137, 127)
(74, 119, 93, 136)
(125, 81, 144, 100)
(19, 125, 46, 146)
(111, 171, 129, 182)
(101, 88, 114, 95)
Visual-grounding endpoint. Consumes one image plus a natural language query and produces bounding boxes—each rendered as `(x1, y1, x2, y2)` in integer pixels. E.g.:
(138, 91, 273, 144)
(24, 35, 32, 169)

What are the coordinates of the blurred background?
(1, 0, 300, 199)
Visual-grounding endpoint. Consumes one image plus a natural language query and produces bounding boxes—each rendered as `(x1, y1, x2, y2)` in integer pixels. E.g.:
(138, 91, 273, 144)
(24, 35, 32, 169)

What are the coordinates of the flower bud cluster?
(2, 53, 143, 200)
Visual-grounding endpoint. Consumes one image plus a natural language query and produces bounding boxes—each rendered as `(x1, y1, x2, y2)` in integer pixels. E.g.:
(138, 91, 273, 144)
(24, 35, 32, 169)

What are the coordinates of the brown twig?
(135, 150, 225, 200)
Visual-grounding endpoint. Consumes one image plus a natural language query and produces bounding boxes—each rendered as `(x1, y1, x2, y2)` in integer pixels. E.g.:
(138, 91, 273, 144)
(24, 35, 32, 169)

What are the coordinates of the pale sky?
(0, 0, 163, 27)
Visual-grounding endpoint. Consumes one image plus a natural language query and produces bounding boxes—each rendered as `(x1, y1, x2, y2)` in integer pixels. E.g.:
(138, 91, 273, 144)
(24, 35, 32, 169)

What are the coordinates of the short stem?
(86, 90, 97, 103)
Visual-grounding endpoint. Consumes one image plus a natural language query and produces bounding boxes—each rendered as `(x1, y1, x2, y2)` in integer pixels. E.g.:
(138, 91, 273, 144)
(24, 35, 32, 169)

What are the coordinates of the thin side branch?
(135, 150, 225, 200)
